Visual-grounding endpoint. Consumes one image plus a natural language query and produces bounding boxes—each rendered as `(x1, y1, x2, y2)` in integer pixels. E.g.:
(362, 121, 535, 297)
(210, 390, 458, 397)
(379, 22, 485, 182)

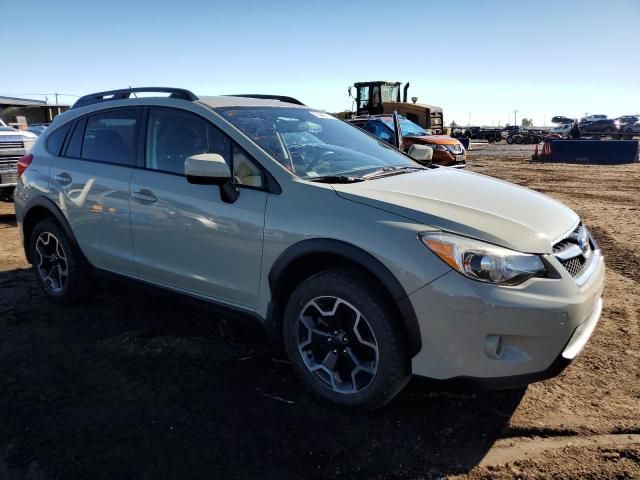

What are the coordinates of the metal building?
(0, 96, 70, 127)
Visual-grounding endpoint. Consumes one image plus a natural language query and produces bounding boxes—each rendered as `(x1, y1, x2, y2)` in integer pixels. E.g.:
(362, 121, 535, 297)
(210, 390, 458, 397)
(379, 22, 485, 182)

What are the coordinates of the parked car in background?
(350, 115, 466, 167)
(0, 119, 37, 201)
(579, 117, 618, 135)
(551, 116, 575, 125)
(622, 122, 640, 138)
(14, 87, 604, 409)
(581, 114, 607, 123)
(614, 115, 638, 130)
(551, 124, 573, 138)
(27, 124, 49, 136)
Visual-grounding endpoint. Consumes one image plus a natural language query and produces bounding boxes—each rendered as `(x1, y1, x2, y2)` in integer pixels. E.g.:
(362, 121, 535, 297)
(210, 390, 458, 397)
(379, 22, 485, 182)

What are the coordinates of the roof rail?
(228, 94, 305, 106)
(71, 87, 198, 109)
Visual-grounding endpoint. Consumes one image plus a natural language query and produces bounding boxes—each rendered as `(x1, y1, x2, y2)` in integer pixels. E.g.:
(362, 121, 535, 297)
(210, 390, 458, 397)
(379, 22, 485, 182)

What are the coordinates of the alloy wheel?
(296, 296, 379, 394)
(35, 232, 69, 294)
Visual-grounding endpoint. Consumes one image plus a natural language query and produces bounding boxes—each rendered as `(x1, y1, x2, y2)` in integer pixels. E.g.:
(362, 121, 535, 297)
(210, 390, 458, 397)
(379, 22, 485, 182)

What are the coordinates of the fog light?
(485, 335, 504, 360)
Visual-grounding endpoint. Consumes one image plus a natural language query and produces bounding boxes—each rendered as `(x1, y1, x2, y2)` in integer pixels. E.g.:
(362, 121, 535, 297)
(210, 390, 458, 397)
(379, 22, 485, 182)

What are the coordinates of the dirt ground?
(1, 143, 639, 479)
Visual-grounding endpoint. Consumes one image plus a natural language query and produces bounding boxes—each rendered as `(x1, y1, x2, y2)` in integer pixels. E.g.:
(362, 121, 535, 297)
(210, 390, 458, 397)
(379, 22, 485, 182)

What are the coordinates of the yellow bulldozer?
(336, 81, 444, 134)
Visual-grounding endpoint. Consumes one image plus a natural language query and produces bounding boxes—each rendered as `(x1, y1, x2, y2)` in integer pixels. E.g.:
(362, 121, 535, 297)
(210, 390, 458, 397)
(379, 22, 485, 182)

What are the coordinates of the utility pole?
(468, 112, 471, 126)
(514, 108, 519, 127)
(55, 93, 59, 106)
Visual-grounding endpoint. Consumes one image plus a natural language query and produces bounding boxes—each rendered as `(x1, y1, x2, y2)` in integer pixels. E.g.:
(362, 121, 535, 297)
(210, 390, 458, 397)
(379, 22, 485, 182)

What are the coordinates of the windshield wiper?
(361, 166, 427, 180)
(306, 175, 364, 184)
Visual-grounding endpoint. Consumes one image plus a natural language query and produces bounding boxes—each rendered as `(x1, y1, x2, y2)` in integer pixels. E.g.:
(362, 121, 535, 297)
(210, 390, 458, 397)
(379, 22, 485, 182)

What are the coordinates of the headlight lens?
(420, 232, 546, 285)
(427, 144, 448, 151)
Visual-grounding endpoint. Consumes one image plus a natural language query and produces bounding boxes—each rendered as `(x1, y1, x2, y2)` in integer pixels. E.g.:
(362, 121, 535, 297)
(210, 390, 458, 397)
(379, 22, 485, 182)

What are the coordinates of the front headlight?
(427, 144, 448, 152)
(420, 232, 546, 285)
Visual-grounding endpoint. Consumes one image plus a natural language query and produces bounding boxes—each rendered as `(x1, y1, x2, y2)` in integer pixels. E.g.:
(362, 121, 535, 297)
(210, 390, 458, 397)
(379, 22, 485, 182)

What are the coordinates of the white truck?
(0, 119, 37, 200)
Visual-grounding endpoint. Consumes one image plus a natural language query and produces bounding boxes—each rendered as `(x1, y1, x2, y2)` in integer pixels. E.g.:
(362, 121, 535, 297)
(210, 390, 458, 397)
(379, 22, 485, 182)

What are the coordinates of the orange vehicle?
(348, 114, 466, 168)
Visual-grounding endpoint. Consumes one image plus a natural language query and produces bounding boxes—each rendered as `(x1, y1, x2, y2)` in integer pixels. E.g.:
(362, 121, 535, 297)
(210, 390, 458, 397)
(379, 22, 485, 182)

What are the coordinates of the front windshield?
(380, 117, 428, 137)
(381, 84, 399, 103)
(217, 107, 417, 179)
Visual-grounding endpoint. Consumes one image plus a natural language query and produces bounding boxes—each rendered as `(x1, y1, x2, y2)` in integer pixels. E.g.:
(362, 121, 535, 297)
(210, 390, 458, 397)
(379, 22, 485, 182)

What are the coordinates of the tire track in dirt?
(589, 226, 640, 284)
(479, 433, 640, 467)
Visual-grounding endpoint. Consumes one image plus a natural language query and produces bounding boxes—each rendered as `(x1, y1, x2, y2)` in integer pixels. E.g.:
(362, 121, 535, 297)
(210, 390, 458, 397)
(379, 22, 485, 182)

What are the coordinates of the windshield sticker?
(309, 111, 337, 120)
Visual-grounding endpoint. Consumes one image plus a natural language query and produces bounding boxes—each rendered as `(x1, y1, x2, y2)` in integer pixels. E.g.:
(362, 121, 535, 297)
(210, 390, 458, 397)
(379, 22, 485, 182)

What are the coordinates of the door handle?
(132, 190, 157, 203)
(54, 173, 72, 185)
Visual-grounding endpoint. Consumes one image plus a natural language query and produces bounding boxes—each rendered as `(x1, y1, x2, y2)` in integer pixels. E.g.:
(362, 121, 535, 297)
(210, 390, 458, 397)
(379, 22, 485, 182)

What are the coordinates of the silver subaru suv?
(14, 88, 605, 409)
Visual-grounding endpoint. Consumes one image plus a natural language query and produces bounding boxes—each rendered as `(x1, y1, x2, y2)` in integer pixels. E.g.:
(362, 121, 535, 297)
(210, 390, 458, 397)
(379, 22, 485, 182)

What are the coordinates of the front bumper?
(408, 250, 605, 387)
(433, 150, 466, 168)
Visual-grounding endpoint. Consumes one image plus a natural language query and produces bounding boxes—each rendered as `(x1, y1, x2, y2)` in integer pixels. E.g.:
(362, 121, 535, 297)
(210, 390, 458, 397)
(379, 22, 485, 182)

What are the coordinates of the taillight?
(17, 154, 33, 177)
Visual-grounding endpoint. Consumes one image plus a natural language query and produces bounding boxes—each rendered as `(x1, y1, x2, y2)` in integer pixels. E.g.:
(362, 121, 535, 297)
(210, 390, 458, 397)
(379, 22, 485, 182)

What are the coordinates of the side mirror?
(407, 144, 433, 163)
(185, 153, 239, 203)
(185, 153, 230, 184)
(348, 86, 353, 98)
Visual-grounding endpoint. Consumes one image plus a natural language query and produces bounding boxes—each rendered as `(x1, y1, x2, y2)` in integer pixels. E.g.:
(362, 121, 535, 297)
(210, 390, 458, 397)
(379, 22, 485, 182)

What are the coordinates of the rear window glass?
(45, 122, 71, 156)
(81, 110, 138, 165)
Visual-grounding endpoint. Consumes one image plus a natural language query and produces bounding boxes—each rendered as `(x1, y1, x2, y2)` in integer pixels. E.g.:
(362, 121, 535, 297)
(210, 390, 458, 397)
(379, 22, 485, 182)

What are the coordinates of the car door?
(48, 108, 140, 275)
(129, 107, 268, 309)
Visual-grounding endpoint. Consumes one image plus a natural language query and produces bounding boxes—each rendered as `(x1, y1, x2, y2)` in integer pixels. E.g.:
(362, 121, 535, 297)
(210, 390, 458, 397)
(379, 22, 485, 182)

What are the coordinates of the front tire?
(29, 218, 90, 303)
(283, 268, 410, 409)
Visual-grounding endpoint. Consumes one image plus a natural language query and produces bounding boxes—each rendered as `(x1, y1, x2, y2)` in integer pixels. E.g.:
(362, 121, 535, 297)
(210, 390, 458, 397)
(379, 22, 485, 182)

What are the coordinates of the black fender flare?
(21, 195, 85, 263)
(268, 238, 422, 357)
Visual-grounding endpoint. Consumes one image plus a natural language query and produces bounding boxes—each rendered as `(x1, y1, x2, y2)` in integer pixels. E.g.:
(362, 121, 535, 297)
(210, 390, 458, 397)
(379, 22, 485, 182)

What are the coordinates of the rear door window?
(81, 110, 139, 166)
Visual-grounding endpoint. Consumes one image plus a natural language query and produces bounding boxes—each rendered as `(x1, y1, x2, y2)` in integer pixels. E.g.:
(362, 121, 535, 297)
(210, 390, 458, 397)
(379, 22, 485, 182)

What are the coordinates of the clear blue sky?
(1, 0, 638, 126)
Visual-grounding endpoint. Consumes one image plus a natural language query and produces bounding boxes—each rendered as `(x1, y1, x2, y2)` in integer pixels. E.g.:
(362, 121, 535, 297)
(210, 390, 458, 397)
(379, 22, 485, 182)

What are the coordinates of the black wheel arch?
(267, 238, 422, 357)
(21, 195, 87, 265)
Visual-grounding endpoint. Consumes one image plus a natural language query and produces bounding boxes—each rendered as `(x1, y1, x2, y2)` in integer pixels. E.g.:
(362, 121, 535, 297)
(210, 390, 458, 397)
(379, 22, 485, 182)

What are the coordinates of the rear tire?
(29, 218, 91, 304)
(282, 268, 410, 410)
(506, 136, 515, 144)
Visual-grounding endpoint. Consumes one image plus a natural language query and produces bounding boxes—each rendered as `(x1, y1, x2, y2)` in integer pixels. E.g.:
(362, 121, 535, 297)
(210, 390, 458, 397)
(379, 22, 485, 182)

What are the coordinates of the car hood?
(0, 127, 37, 139)
(405, 135, 460, 145)
(332, 168, 578, 254)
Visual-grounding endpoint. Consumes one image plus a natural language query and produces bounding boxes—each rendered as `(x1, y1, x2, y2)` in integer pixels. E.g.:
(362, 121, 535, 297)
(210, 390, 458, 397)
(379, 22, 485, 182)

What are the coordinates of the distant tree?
(521, 118, 533, 128)
(450, 120, 458, 127)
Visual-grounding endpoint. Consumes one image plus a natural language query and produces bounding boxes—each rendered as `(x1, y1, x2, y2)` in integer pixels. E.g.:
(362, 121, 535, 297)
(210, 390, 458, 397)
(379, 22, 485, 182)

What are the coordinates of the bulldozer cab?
(348, 80, 444, 134)
(351, 81, 401, 116)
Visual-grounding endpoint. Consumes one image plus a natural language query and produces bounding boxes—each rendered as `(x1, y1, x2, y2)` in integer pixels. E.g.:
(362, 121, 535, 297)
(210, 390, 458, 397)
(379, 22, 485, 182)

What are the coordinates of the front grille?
(0, 156, 18, 185)
(559, 255, 586, 277)
(0, 172, 18, 185)
(0, 136, 25, 150)
(553, 224, 593, 278)
(0, 157, 20, 171)
(0, 141, 24, 149)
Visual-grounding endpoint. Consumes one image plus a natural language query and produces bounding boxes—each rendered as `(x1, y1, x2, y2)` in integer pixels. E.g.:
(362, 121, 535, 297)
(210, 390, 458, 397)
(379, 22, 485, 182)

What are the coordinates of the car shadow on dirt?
(0, 266, 526, 480)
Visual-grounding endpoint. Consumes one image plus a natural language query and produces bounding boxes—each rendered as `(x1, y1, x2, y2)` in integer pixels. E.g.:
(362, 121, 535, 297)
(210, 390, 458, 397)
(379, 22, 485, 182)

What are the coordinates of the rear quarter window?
(45, 122, 72, 156)
(64, 117, 87, 158)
